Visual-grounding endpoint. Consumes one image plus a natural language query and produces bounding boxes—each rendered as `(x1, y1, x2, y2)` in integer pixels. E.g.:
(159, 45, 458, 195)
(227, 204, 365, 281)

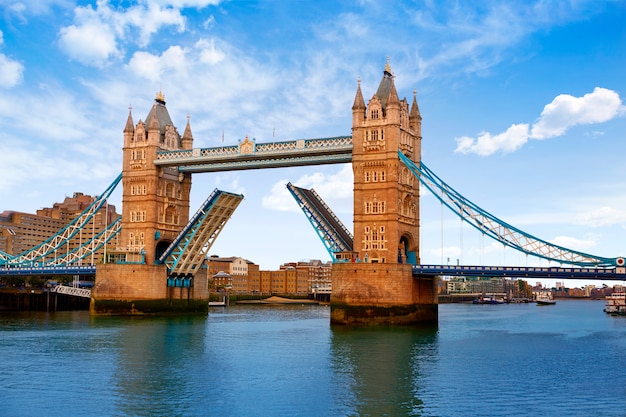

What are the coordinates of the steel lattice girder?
(287, 182, 353, 258)
(161, 190, 243, 276)
(44, 217, 122, 266)
(5, 174, 122, 267)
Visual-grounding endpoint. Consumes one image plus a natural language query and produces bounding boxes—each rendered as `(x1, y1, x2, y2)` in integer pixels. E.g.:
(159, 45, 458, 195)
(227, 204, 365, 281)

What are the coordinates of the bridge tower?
(92, 93, 210, 315)
(331, 64, 438, 325)
(118, 91, 193, 264)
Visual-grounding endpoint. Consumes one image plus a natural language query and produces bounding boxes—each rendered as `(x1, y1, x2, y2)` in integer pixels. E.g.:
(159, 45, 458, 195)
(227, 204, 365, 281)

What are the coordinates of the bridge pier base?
(91, 264, 209, 315)
(330, 263, 438, 325)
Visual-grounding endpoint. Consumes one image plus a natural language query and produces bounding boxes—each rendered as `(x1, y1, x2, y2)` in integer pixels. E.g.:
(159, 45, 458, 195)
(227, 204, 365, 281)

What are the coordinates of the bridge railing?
(50, 285, 91, 298)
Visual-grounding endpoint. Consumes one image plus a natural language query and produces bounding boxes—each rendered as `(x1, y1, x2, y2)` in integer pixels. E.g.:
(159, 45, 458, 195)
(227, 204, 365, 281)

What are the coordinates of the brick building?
(206, 255, 331, 296)
(0, 192, 118, 262)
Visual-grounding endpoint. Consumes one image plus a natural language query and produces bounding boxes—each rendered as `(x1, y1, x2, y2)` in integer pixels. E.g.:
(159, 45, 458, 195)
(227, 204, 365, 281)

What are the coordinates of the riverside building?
(0, 192, 119, 262)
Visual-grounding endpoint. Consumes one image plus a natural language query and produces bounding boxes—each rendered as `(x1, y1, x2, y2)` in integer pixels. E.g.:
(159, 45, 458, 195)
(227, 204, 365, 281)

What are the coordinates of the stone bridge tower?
(331, 64, 437, 325)
(119, 92, 193, 265)
(92, 93, 210, 315)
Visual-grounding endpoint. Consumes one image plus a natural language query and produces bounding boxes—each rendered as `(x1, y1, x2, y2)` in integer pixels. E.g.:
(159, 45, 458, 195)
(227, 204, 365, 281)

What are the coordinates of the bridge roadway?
(413, 264, 626, 281)
(2, 264, 623, 281)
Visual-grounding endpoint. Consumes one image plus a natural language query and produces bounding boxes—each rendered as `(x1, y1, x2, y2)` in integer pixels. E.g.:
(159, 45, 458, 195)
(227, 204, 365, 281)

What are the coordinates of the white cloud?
(530, 87, 624, 139)
(455, 88, 624, 156)
(261, 180, 297, 212)
(127, 46, 188, 82)
(550, 235, 597, 252)
(123, 2, 185, 47)
(196, 38, 224, 64)
(57, 0, 188, 67)
(58, 20, 120, 67)
(262, 164, 353, 213)
(0, 54, 24, 88)
(575, 206, 626, 228)
(454, 123, 529, 156)
(0, 30, 24, 88)
(149, 0, 222, 7)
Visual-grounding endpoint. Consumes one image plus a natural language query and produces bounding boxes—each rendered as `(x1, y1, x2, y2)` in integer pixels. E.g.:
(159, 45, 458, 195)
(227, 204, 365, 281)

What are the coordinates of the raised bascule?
(2, 63, 624, 322)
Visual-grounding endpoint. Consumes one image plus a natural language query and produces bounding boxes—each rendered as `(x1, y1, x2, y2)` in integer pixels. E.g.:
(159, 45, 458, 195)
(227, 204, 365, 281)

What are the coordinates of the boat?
(473, 296, 505, 305)
(536, 296, 556, 306)
(604, 293, 626, 315)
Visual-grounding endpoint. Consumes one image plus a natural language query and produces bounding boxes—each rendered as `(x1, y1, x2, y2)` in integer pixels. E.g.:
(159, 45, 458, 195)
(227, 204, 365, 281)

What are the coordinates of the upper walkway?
(154, 136, 353, 172)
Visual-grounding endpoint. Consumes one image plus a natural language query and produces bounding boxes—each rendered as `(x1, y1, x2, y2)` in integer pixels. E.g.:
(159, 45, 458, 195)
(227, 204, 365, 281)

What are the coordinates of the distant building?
(0, 192, 119, 263)
(206, 255, 260, 293)
(206, 255, 331, 296)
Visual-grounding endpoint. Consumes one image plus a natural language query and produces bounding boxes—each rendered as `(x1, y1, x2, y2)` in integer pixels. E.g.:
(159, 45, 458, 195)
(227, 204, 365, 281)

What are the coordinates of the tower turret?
(352, 78, 366, 127)
(123, 107, 135, 147)
(182, 115, 194, 150)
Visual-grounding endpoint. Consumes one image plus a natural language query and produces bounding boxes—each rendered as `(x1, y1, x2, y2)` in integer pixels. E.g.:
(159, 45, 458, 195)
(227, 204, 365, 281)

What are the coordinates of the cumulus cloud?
(262, 164, 353, 213)
(550, 235, 597, 252)
(530, 87, 624, 139)
(58, 20, 120, 67)
(575, 206, 626, 228)
(57, 1, 187, 67)
(127, 46, 188, 81)
(0, 31, 24, 88)
(455, 123, 529, 156)
(455, 88, 624, 156)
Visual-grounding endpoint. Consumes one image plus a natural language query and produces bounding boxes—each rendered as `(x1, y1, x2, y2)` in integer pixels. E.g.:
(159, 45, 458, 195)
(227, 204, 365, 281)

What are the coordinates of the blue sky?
(0, 0, 625, 286)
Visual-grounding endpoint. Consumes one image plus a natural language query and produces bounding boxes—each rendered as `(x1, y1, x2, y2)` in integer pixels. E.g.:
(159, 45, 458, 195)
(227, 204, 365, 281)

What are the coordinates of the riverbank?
(236, 296, 320, 305)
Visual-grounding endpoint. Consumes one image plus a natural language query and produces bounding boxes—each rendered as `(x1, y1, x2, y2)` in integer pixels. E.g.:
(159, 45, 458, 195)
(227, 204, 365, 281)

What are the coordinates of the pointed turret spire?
(410, 89, 421, 120)
(352, 77, 366, 110)
(182, 114, 193, 150)
(124, 105, 134, 133)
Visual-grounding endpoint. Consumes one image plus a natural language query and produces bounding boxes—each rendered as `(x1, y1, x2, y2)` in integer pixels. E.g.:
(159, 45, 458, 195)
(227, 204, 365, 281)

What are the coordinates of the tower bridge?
(1, 63, 623, 323)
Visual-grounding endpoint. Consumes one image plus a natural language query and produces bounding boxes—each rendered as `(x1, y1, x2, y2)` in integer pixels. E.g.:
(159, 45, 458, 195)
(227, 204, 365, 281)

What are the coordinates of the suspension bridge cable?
(398, 151, 623, 268)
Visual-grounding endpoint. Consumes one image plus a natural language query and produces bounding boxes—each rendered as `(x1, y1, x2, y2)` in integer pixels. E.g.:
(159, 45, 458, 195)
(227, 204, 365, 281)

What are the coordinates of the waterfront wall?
(330, 262, 438, 325)
(0, 289, 90, 311)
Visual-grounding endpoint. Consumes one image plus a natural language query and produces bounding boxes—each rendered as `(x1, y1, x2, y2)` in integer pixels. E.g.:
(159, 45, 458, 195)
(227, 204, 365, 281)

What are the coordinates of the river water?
(1, 300, 626, 417)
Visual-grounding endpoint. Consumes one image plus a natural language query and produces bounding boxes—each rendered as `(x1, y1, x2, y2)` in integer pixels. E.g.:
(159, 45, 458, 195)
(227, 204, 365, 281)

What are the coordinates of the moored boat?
(473, 296, 505, 305)
(536, 296, 556, 306)
(604, 293, 626, 315)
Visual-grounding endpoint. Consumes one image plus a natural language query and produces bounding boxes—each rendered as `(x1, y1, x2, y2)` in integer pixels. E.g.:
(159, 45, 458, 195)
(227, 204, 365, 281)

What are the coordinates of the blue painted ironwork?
(44, 216, 122, 266)
(413, 264, 626, 280)
(154, 136, 353, 172)
(286, 182, 353, 258)
(398, 151, 623, 267)
(0, 265, 95, 276)
(158, 189, 243, 277)
(2, 173, 122, 267)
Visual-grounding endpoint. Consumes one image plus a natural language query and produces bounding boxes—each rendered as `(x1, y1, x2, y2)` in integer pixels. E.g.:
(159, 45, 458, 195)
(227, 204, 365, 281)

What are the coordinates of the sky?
(0, 0, 625, 288)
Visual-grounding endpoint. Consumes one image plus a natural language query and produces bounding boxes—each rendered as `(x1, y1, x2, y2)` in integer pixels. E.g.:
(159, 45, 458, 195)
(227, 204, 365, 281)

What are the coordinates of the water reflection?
(330, 325, 438, 417)
(110, 316, 208, 417)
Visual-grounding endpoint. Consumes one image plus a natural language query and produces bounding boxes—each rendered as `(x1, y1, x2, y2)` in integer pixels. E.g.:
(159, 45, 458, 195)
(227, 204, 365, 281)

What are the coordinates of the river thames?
(1, 299, 626, 416)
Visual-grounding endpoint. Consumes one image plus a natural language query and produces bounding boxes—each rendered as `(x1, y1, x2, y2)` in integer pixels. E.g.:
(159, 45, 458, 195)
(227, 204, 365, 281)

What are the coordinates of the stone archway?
(155, 240, 172, 262)
(399, 234, 418, 264)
